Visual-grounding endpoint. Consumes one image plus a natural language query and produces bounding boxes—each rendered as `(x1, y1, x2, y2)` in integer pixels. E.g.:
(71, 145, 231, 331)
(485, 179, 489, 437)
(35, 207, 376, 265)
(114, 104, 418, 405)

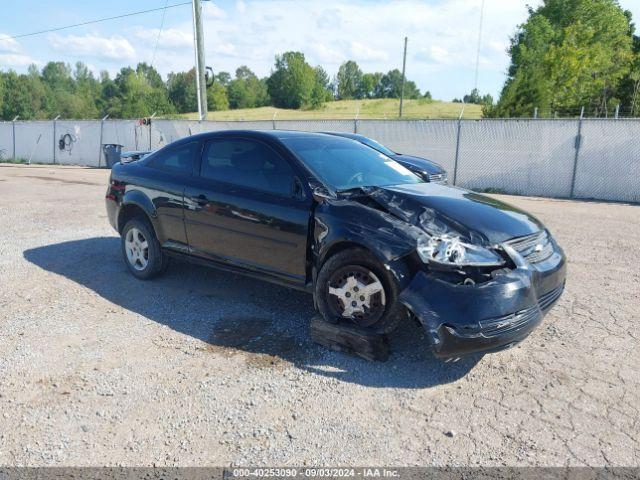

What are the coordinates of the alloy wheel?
(125, 227, 149, 271)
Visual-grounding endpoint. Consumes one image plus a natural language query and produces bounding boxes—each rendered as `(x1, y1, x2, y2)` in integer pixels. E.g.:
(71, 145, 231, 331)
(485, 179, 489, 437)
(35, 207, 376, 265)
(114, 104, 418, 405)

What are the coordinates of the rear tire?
(121, 217, 168, 280)
(315, 248, 407, 334)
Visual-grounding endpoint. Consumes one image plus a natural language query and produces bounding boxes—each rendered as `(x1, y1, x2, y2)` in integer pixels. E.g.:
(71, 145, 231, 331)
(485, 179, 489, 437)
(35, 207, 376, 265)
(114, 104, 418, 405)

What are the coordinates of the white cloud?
(310, 42, 345, 64)
(316, 8, 343, 29)
(2, 0, 544, 99)
(0, 53, 38, 68)
(0, 34, 21, 54)
(49, 33, 136, 61)
(186, 0, 536, 95)
(203, 3, 227, 19)
(349, 42, 389, 63)
(0, 34, 38, 68)
(212, 42, 237, 56)
(415, 46, 451, 65)
(134, 27, 192, 50)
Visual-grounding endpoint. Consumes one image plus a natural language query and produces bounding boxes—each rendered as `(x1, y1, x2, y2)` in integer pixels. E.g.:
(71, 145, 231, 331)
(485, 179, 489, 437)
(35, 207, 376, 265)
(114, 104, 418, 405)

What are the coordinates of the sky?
(1, 0, 640, 101)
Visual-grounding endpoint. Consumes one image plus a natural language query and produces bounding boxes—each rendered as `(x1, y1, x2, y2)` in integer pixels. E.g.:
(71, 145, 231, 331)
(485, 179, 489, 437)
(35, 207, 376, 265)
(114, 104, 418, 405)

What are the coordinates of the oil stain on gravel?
(207, 316, 322, 368)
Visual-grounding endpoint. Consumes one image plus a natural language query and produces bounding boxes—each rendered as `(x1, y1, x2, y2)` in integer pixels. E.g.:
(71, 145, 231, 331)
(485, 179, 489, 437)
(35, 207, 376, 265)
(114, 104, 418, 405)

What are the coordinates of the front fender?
(313, 200, 421, 287)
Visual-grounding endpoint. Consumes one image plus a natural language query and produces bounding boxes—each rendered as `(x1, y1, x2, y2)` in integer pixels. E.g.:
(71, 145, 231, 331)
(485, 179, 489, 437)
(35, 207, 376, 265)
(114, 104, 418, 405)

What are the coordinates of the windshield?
(281, 136, 423, 191)
(358, 137, 396, 157)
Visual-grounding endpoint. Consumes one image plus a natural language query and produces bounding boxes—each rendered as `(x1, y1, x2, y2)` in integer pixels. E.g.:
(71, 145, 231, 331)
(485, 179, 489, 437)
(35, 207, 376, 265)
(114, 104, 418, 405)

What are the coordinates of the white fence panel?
(275, 120, 355, 133)
(455, 120, 577, 198)
(54, 121, 101, 166)
(14, 121, 54, 164)
(0, 122, 13, 160)
(102, 120, 151, 155)
(573, 120, 640, 203)
(3, 117, 640, 204)
(358, 120, 459, 174)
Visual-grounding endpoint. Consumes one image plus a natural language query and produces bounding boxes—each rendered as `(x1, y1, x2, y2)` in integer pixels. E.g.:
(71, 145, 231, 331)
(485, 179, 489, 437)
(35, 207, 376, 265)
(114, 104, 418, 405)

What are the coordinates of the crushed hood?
(363, 183, 544, 245)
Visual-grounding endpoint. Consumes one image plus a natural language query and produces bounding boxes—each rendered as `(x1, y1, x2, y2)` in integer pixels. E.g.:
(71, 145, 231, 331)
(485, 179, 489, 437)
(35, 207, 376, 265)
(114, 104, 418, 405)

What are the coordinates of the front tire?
(315, 248, 406, 334)
(121, 218, 168, 280)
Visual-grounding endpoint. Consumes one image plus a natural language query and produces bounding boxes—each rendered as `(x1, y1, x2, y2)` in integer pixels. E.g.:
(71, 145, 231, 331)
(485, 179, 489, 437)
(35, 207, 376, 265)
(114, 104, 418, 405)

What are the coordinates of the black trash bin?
(102, 144, 123, 168)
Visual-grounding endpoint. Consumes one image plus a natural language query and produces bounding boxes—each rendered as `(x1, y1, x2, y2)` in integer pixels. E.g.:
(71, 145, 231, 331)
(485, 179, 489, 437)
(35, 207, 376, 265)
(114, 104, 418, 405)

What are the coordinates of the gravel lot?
(0, 164, 638, 467)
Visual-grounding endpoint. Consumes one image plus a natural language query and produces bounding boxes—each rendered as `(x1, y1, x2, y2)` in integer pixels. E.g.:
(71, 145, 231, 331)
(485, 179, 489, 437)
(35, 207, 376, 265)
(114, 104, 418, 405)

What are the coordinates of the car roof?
(175, 129, 343, 143)
(321, 131, 365, 141)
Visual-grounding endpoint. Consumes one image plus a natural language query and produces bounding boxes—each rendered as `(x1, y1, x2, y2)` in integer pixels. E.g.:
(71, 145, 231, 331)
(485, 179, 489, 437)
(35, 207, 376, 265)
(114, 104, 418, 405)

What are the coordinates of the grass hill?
(178, 98, 483, 121)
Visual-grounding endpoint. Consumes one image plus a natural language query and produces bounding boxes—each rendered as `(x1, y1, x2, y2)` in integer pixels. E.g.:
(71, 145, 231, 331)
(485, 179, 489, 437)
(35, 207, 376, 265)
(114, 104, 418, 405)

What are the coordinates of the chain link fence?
(1, 118, 638, 203)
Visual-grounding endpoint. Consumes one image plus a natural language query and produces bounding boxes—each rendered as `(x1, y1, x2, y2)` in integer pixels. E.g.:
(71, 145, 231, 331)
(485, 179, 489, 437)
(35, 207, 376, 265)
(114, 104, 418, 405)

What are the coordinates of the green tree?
(1, 71, 39, 119)
(71, 62, 100, 118)
(403, 80, 421, 99)
(336, 60, 363, 99)
(167, 68, 197, 113)
(357, 72, 383, 99)
(215, 71, 232, 87)
(493, 0, 635, 117)
(227, 66, 269, 109)
(375, 69, 422, 98)
(106, 69, 174, 118)
(136, 62, 165, 89)
(463, 88, 493, 106)
(311, 66, 332, 107)
(41, 61, 73, 92)
(267, 51, 317, 109)
(616, 31, 640, 115)
(207, 82, 229, 111)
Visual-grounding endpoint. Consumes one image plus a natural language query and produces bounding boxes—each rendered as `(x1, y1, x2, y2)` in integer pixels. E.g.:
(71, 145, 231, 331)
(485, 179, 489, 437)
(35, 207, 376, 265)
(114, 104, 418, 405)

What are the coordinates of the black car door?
(183, 137, 312, 285)
(141, 140, 200, 250)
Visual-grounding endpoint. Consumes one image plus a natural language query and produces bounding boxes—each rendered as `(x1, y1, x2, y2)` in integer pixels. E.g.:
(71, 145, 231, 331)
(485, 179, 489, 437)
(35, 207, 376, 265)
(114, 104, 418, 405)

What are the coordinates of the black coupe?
(106, 130, 565, 358)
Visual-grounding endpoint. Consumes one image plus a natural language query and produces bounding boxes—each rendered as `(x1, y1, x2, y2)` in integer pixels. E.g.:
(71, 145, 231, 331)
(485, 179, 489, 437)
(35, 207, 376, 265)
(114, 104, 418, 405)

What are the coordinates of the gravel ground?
(0, 164, 638, 467)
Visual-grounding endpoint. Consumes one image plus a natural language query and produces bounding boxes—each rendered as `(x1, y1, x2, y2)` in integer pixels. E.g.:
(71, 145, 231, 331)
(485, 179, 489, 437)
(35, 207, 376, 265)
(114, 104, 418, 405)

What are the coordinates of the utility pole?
(473, 0, 486, 93)
(192, 0, 208, 121)
(399, 36, 408, 118)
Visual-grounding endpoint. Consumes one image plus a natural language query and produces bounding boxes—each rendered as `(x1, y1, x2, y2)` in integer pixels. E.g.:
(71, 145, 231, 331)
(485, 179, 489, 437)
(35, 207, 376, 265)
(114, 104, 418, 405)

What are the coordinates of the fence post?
(615, 104, 620, 119)
(272, 112, 277, 130)
(534, 107, 538, 119)
(354, 108, 360, 133)
(149, 112, 157, 151)
(11, 116, 18, 160)
(52, 115, 60, 165)
(98, 114, 109, 167)
(452, 108, 465, 186)
(569, 107, 585, 198)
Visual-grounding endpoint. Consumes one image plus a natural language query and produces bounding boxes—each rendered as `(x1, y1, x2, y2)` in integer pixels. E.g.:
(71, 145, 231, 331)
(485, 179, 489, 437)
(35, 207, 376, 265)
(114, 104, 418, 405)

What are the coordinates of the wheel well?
(118, 204, 151, 233)
(321, 241, 371, 268)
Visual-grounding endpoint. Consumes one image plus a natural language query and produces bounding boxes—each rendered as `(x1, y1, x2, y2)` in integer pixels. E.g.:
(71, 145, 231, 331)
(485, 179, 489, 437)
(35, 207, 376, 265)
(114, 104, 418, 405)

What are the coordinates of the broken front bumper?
(399, 245, 566, 358)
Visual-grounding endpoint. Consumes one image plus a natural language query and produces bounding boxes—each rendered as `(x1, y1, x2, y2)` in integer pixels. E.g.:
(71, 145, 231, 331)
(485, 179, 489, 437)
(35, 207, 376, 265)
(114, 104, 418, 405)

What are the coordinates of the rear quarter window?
(149, 141, 199, 174)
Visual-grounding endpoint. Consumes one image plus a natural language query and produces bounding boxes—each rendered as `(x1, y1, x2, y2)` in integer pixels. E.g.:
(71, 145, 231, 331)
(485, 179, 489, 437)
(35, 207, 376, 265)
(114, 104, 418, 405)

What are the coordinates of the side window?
(201, 139, 295, 196)
(150, 141, 199, 174)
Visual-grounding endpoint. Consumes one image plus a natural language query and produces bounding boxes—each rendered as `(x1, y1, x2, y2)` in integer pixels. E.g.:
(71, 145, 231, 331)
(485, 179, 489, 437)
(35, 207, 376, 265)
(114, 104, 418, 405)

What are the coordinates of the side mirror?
(312, 186, 332, 203)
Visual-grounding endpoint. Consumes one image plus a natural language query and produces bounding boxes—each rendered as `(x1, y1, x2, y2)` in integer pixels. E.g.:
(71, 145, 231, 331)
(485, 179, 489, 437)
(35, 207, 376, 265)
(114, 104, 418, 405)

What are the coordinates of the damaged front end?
(314, 184, 567, 358)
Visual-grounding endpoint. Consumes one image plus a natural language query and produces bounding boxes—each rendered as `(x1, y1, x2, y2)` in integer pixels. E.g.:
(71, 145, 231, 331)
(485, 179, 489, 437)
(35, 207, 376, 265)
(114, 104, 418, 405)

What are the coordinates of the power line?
(0, 2, 191, 41)
(151, 0, 171, 68)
